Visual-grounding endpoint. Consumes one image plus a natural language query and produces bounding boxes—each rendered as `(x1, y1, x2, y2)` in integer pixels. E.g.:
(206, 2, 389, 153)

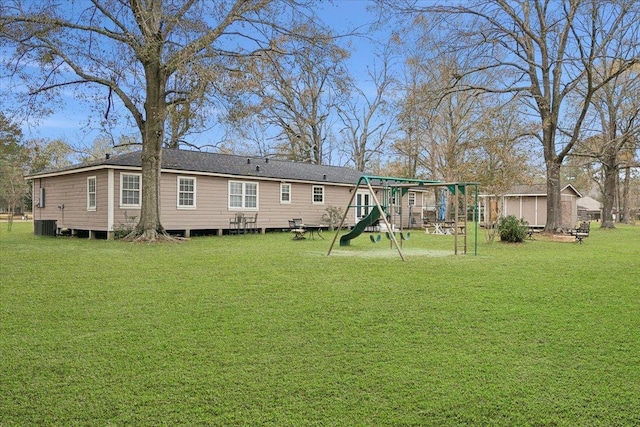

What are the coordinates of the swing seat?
(370, 234, 381, 243)
(401, 232, 411, 240)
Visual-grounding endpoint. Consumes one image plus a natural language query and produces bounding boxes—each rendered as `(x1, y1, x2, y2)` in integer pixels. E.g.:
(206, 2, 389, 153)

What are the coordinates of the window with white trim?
(228, 181, 258, 209)
(87, 176, 97, 211)
(177, 176, 196, 209)
(120, 173, 141, 208)
(408, 192, 416, 207)
(280, 183, 291, 203)
(312, 185, 324, 204)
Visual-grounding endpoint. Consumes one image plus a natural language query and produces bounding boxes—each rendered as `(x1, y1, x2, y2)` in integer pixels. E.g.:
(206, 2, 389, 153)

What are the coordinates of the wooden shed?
(577, 196, 603, 221)
(479, 184, 582, 229)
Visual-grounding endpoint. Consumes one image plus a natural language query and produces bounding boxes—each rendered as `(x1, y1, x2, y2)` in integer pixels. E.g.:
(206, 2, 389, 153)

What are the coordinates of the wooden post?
(369, 182, 405, 261)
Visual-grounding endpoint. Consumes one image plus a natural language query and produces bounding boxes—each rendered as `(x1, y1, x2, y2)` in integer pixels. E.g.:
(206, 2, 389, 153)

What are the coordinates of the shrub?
(321, 205, 344, 230)
(113, 211, 137, 239)
(498, 215, 529, 243)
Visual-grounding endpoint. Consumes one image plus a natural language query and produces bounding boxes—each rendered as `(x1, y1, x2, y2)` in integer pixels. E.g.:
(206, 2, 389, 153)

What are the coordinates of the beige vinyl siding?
(258, 181, 353, 228)
(33, 167, 358, 234)
(159, 173, 228, 229)
(158, 173, 355, 231)
(112, 171, 141, 229)
(31, 170, 110, 230)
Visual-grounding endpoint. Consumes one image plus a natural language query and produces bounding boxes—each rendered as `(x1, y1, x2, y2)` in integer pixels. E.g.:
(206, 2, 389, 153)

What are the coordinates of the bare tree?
(227, 24, 350, 164)
(471, 99, 537, 238)
(590, 64, 640, 227)
(395, 51, 503, 183)
(0, 113, 28, 227)
(385, 0, 640, 231)
(619, 144, 639, 223)
(74, 134, 138, 164)
(24, 138, 74, 174)
(337, 47, 397, 171)
(1, 0, 318, 240)
(392, 53, 432, 178)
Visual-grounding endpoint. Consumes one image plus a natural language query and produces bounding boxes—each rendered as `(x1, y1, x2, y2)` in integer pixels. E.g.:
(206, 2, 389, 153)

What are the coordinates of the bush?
(321, 205, 344, 230)
(113, 211, 137, 239)
(498, 215, 529, 243)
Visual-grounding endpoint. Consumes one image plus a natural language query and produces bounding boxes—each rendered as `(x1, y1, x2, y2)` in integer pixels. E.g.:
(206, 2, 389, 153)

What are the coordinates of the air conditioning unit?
(34, 220, 57, 236)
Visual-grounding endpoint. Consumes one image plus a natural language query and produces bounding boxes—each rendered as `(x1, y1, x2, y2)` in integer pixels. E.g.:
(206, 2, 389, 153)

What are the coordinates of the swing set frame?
(326, 175, 480, 260)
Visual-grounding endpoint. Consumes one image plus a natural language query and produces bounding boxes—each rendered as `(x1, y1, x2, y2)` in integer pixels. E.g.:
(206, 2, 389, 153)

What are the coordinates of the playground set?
(327, 175, 480, 260)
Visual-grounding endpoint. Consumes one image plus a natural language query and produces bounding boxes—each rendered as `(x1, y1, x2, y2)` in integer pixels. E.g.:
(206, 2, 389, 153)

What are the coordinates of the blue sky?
(11, 0, 388, 148)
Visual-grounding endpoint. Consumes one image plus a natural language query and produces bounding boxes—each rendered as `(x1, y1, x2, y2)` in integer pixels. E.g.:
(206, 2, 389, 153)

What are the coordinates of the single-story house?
(25, 149, 434, 238)
(577, 196, 603, 221)
(479, 184, 582, 229)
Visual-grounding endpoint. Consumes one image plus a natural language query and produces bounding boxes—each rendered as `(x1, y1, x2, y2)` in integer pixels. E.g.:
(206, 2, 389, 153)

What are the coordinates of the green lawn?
(1, 222, 639, 426)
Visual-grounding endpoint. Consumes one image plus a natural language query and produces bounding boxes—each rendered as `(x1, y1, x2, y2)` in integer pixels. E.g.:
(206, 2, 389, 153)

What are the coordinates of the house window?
(280, 183, 291, 203)
(312, 185, 324, 204)
(408, 192, 416, 207)
(229, 181, 258, 209)
(87, 176, 96, 211)
(177, 176, 196, 209)
(120, 173, 141, 208)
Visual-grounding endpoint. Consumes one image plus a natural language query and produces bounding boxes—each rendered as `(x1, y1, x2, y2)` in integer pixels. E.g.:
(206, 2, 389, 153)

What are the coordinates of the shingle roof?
(479, 183, 582, 197)
(27, 149, 364, 185)
(577, 196, 602, 211)
(505, 184, 547, 195)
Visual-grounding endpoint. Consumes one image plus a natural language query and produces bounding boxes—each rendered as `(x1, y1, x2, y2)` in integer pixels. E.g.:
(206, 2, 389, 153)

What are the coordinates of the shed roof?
(479, 183, 582, 197)
(26, 149, 364, 185)
(577, 196, 602, 211)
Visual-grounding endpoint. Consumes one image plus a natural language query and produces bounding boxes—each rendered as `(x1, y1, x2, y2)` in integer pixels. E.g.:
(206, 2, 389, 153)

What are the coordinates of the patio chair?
(229, 212, 245, 235)
(289, 219, 305, 240)
(245, 213, 258, 233)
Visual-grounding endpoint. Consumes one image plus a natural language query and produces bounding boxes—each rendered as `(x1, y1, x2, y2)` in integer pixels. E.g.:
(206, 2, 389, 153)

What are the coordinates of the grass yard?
(1, 222, 639, 426)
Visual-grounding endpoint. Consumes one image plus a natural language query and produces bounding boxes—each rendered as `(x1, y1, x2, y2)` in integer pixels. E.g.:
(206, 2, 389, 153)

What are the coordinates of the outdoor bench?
(571, 221, 590, 244)
(526, 228, 541, 240)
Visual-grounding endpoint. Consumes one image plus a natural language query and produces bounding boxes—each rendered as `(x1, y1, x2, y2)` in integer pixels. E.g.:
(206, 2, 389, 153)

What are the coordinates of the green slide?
(340, 206, 382, 246)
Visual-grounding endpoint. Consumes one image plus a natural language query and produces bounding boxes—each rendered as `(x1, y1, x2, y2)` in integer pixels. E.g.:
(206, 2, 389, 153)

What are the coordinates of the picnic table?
(289, 220, 325, 240)
(301, 224, 324, 239)
(424, 221, 465, 235)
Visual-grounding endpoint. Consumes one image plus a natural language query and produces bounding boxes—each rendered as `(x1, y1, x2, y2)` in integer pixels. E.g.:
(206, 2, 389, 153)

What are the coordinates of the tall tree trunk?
(134, 59, 167, 241)
(622, 166, 631, 224)
(600, 149, 617, 229)
(545, 158, 563, 232)
(542, 105, 564, 232)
